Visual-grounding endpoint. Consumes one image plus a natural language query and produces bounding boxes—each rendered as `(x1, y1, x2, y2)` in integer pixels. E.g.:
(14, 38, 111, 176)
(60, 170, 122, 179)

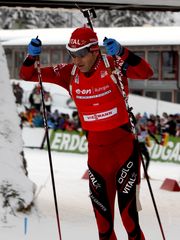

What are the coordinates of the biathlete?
(19, 26, 153, 240)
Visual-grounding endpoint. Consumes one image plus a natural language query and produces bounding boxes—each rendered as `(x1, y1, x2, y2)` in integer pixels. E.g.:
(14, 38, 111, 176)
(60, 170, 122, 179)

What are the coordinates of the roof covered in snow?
(1, 26, 180, 47)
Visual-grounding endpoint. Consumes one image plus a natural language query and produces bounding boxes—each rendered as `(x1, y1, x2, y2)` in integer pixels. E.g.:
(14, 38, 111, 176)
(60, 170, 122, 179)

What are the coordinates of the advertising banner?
(49, 130, 180, 164)
(49, 130, 88, 154)
(148, 136, 180, 164)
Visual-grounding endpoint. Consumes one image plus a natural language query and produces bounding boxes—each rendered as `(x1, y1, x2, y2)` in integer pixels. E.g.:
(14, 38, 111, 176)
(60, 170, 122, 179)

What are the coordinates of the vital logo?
(69, 39, 86, 46)
(88, 170, 101, 189)
(122, 172, 137, 194)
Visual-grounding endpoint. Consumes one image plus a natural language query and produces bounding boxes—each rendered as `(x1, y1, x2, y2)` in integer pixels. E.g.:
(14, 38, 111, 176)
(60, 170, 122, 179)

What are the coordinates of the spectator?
(63, 114, 75, 131)
(44, 91, 53, 113)
(47, 115, 56, 129)
(12, 82, 24, 105)
(32, 111, 44, 127)
(165, 114, 177, 136)
(56, 113, 66, 130)
(146, 118, 157, 134)
(161, 112, 169, 132)
(136, 118, 160, 178)
(28, 85, 42, 111)
(72, 111, 81, 131)
(155, 115, 162, 135)
(51, 109, 60, 122)
(176, 123, 180, 137)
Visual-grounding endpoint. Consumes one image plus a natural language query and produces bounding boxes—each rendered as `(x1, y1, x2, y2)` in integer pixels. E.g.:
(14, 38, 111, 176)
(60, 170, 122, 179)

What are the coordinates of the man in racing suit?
(19, 26, 153, 240)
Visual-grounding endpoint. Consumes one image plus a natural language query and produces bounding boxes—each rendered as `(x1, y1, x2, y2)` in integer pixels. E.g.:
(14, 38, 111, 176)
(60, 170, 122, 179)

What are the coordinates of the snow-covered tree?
(0, 7, 69, 29)
(0, 7, 176, 29)
(93, 10, 174, 27)
(0, 44, 35, 220)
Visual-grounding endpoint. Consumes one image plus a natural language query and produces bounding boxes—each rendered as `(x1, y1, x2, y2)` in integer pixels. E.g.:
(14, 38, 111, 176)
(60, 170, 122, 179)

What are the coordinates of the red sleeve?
(19, 56, 73, 92)
(107, 50, 153, 80)
(120, 47, 153, 79)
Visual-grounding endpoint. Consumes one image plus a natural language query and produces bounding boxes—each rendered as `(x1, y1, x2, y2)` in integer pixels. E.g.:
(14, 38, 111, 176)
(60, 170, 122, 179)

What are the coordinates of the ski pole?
(140, 154, 166, 240)
(76, 5, 166, 240)
(36, 55, 62, 240)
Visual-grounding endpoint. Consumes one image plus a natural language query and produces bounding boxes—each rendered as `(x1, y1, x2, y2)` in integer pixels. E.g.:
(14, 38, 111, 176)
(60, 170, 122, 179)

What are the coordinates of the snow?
(1, 149, 180, 240)
(0, 40, 180, 240)
(2, 26, 180, 47)
(128, 94, 180, 116)
(0, 43, 35, 215)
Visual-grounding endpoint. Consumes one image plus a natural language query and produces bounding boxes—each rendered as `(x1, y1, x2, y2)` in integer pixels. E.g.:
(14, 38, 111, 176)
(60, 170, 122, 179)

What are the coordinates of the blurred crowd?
(12, 82, 81, 132)
(135, 112, 180, 137)
(12, 82, 180, 136)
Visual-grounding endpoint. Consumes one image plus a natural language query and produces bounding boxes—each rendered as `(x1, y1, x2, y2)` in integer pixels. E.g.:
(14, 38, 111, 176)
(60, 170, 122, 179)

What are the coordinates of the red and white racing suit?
(20, 48, 153, 240)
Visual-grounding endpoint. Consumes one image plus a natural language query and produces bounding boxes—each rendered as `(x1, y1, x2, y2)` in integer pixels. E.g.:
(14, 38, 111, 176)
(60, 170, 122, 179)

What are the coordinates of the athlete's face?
(71, 51, 99, 73)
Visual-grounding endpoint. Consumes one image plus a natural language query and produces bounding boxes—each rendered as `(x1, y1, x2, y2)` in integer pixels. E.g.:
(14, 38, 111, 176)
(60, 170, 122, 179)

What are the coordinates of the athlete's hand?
(28, 37, 42, 56)
(103, 38, 122, 56)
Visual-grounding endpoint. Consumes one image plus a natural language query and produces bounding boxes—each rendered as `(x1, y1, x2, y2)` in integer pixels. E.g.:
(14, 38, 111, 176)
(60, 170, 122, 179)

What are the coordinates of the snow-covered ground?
(1, 148, 180, 240)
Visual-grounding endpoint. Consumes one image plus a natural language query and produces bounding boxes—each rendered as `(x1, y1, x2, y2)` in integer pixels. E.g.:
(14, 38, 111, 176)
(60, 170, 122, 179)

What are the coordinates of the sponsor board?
(48, 130, 88, 154)
(47, 130, 180, 164)
(148, 136, 180, 164)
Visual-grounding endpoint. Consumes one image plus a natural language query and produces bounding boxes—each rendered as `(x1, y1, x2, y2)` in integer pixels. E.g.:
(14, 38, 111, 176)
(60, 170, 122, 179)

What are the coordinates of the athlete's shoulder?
(54, 63, 73, 72)
(52, 63, 73, 77)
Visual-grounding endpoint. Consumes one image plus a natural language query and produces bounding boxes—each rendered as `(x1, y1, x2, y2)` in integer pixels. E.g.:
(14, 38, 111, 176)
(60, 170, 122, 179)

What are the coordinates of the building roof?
(1, 26, 180, 47)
